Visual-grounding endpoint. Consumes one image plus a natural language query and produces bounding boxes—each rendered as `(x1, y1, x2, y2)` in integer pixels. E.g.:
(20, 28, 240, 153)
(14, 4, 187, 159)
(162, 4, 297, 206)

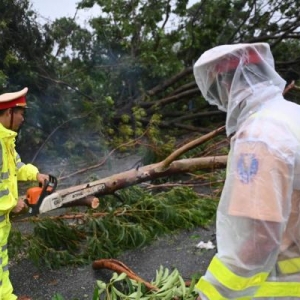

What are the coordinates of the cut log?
(61, 196, 99, 209)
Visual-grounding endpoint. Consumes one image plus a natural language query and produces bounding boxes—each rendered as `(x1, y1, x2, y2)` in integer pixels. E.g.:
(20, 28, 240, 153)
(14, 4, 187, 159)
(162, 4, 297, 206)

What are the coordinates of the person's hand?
(36, 173, 49, 185)
(196, 296, 202, 300)
(12, 198, 27, 213)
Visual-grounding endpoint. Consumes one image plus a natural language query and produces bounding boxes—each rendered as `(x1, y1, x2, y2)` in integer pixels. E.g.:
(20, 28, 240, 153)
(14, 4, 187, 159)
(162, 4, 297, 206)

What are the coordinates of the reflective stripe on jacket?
(196, 257, 300, 298)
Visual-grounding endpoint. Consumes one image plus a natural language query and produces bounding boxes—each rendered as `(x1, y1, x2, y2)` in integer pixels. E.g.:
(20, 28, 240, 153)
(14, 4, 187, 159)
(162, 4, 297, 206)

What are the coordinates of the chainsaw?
(25, 174, 58, 216)
(13, 174, 106, 219)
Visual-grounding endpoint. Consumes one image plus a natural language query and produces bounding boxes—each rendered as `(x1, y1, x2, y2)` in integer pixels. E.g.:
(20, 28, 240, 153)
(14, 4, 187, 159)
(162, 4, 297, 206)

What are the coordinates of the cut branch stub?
(92, 258, 158, 291)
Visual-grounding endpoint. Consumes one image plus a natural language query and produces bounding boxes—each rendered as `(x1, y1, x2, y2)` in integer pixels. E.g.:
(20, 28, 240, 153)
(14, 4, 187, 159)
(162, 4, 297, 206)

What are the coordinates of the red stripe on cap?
(0, 96, 27, 110)
(215, 49, 262, 73)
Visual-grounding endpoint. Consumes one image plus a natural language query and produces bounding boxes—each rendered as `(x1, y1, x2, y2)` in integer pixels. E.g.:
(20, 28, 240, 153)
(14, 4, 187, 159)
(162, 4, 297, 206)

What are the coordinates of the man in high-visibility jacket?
(0, 87, 49, 300)
(193, 43, 300, 299)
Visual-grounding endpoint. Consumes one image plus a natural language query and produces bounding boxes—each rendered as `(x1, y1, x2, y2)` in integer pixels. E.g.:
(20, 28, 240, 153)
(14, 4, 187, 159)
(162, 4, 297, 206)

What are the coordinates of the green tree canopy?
(1, 0, 300, 165)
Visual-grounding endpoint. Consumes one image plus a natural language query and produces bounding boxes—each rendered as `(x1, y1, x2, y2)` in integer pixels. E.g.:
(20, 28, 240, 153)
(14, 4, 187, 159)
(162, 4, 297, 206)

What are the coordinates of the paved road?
(10, 226, 216, 300)
(11, 153, 217, 299)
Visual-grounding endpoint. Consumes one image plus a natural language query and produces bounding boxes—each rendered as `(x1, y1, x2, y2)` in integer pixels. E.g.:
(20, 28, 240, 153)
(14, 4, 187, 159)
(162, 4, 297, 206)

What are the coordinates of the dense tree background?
(3, 2, 300, 293)
(1, 0, 300, 174)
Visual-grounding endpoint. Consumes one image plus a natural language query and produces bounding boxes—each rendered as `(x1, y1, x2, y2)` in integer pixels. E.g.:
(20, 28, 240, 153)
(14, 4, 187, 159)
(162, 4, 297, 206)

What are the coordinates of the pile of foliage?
(54, 267, 200, 300)
(9, 185, 218, 269)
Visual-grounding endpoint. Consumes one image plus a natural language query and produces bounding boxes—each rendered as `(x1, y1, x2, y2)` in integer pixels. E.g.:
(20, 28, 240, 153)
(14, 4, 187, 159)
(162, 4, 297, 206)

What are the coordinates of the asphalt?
(9, 225, 216, 300)
(9, 153, 217, 300)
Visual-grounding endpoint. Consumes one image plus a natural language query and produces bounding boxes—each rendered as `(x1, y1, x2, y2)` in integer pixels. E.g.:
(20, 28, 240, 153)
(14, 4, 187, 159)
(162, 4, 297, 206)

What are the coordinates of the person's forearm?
(239, 220, 281, 267)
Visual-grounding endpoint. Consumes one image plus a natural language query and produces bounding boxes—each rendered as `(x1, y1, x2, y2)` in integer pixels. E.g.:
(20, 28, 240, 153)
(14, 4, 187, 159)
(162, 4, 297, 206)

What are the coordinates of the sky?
(30, 0, 196, 27)
(30, 0, 100, 26)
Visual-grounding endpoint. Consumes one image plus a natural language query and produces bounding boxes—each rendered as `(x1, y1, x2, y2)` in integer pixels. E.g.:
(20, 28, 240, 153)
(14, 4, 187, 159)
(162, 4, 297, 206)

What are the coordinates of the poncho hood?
(193, 43, 286, 136)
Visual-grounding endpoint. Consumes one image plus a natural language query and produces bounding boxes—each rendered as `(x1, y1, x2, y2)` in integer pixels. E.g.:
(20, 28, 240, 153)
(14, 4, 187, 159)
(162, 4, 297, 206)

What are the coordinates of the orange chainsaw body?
(25, 175, 58, 213)
(26, 187, 44, 205)
(11, 175, 57, 219)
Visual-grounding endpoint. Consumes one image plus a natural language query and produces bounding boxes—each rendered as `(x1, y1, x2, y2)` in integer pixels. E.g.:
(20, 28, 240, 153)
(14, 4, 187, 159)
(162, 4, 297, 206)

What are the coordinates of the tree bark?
(61, 196, 99, 209)
(45, 155, 227, 207)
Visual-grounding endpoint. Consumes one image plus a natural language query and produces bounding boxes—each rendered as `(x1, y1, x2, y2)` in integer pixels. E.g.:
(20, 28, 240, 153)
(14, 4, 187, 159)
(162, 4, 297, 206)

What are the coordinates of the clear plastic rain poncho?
(193, 43, 300, 299)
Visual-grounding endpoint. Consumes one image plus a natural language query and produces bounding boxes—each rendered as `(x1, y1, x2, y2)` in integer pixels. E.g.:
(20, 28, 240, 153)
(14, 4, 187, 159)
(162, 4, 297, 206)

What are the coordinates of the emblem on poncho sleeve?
(237, 153, 258, 184)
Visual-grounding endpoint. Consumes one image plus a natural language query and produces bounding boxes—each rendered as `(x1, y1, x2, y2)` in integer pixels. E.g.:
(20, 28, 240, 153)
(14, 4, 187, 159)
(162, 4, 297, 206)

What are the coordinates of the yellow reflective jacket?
(0, 123, 38, 214)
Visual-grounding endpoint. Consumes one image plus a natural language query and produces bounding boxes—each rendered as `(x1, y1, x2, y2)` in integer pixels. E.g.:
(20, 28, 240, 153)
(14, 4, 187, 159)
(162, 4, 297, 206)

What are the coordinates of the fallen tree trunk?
(47, 125, 227, 205)
(18, 126, 227, 217)
(16, 155, 227, 221)
(37, 154, 227, 212)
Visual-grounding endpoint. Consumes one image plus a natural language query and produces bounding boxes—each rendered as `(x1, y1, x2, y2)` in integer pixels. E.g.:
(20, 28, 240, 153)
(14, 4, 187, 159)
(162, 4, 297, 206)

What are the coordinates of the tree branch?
(158, 126, 225, 170)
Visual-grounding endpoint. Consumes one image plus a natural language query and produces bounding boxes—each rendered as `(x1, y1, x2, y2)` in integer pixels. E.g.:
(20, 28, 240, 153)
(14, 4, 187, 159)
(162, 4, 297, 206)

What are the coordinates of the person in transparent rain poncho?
(193, 43, 300, 300)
